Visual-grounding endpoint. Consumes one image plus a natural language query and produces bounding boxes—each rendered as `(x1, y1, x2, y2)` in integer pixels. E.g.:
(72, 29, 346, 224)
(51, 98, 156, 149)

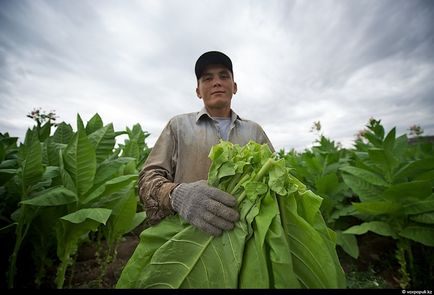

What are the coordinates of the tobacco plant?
(278, 135, 359, 259)
(2, 114, 148, 288)
(341, 118, 434, 288)
(117, 141, 346, 288)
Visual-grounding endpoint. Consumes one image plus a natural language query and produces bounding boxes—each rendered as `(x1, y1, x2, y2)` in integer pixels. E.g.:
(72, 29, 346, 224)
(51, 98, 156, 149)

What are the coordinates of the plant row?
(0, 113, 150, 288)
(1, 115, 432, 288)
(278, 118, 434, 288)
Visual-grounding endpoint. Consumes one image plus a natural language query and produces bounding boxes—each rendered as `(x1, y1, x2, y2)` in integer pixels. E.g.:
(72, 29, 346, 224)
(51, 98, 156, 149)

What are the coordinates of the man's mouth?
(211, 91, 225, 95)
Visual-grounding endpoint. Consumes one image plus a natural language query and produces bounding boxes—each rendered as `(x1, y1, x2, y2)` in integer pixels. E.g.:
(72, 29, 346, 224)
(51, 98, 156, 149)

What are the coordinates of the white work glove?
(171, 180, 240, 236)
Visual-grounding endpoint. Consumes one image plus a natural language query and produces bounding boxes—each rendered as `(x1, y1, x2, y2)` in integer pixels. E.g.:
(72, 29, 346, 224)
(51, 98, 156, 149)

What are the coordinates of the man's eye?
(220, 74, 229, 79)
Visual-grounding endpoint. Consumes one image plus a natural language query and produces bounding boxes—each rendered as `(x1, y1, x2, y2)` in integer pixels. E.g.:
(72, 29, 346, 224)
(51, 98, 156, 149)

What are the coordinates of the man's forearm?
(138, 168, 178, 225)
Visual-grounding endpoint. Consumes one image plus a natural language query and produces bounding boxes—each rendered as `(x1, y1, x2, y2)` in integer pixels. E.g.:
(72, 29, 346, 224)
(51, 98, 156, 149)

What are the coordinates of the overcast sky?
(1, 0, 433, 152)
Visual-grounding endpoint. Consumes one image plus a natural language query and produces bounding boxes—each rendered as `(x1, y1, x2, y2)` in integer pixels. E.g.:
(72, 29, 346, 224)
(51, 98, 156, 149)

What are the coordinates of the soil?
(67, 233, 141, 288)
(338, 233, 401, 288)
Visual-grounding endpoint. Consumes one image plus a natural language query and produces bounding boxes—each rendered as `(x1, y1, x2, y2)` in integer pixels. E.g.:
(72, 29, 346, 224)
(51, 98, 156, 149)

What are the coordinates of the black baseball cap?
(195, 51, 233, 80)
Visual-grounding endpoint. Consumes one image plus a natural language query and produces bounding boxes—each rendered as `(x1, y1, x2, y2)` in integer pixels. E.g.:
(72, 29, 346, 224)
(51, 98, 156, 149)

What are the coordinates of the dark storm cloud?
(0, 0, 433, 151)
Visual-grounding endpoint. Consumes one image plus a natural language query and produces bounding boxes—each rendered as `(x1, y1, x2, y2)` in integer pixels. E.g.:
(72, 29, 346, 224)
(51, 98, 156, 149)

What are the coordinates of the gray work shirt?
(138, 107, 275, 225)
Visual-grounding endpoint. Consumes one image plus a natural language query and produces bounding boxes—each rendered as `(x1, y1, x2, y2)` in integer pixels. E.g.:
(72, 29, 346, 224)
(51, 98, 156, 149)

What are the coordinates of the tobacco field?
(0, 113, 433, 289)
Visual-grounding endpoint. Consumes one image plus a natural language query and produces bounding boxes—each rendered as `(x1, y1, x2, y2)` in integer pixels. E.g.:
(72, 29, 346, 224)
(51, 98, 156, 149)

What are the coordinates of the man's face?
(196, 64, 237, 114)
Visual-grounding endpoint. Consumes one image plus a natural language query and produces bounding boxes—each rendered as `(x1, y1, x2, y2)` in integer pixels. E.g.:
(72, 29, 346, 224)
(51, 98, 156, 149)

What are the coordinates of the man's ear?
(196, 86, 202, 99)
(233, 82, 238, 95)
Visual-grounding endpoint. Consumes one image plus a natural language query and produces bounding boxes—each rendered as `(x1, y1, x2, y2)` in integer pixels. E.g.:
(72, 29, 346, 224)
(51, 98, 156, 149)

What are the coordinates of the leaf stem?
(255, 158, 275, 182)
(236, 159, 275, 205)
(230, 171, 252, 196)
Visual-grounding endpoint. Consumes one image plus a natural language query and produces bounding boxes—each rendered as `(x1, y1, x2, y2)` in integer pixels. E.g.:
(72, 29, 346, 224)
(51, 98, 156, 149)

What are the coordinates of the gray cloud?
(0, 0, 433, 152)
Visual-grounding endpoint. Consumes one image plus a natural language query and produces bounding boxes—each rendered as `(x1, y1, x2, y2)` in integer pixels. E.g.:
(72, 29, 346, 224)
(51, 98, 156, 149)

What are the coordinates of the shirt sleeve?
(138, 120, 179, 226)
(256, 123, 275, 153)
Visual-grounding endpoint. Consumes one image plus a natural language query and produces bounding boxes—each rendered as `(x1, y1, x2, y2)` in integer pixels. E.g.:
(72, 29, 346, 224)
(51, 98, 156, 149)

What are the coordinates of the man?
(138, 51, 274, 236)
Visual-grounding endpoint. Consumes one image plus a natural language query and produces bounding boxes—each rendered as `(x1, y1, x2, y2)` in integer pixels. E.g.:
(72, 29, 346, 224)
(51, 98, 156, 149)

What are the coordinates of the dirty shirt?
(138, 107, 275, 225)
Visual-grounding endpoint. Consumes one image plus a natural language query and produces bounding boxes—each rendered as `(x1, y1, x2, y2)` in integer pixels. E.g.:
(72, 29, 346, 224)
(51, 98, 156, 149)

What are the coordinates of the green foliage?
(117, 141, 346, 289)
(0, 132, 19, 224)
(345, 264, 388, 289)
(342, 119, 434, 245)
(1, 113, 150, 288)
(115, 123, 151, 170)
(278, 135, 359, 259)
(279, 118, 433, 289)
(2, 113, 432, 289)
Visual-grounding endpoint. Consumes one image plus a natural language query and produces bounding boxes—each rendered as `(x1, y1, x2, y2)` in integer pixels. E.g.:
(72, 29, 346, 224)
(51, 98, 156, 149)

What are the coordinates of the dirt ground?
(66, 231, 142, 289)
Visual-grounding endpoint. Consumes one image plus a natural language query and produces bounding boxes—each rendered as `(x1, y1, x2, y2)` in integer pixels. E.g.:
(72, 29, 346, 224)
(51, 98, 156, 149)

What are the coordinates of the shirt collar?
(196, 107, 242, 124)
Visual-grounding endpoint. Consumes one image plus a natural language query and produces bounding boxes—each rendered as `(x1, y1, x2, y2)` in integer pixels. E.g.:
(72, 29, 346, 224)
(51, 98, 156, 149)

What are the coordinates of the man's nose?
(212, 78, 222, 87)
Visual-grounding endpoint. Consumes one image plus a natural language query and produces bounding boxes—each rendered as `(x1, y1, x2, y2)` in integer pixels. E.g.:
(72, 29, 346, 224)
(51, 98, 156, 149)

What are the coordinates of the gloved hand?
(170, 180, 240, 236)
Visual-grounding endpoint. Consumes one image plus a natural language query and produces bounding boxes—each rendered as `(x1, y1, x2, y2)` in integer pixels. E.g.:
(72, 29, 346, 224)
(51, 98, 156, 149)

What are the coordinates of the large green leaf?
(52, 122, 74, 144)
(383, 127, 396, 152)
(0, 159, 17, 169)
(82, 174, 137, 204)
(280, 195, 343, 288)
(116, 216, 185, 288)
(367, 148, 396, 181)
(128, 124, 147, 150)
(0, 168, 17, 184)
(22, 130, 43, 191)
(126, 220, 245, 288)
(85, 113, 104, 135)
(0, 134, 18, 160)
(56, 207, 112, 288)
(341, 174, 383, 201)
(265, 205, 300, 288)
(238, 208, 269, 288)
(239, 191, 299, 288)
(403, 197, 434, 215)
(105, 187, 140, 245)
(336, 231, 359, 259)
(343, 221, 397, 238)
(38, 121, 51, 142)
(121, 140, 140, 159)
(410, 212, 434, 224)
(125, 189, 259, 288)
(340, 166, 389, 187)
(60, 208, 112, 224)
(394, 158, 434, 181)
(45, 139, 67, 166)
(414, 169, 434, 182)
(93, 157, 136, 187)
(315, 173, 339, 196)
(383, 181, 432, 202)
(88, 124, 116, 163)
(20, 186, 77, 206)
(238, 225, 270, 288)
(296, 190, 323, 225)
(59, 148, 75, 193)
(124, 211, 147, 235)
(63, 116, 96, 198)
(399, 225, 434, 246)
(352, 201, 402, 215)
(117, 141, 345, 289)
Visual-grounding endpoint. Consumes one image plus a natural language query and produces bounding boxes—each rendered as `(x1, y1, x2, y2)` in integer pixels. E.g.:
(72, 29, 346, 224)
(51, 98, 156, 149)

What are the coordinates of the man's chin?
(208, 102, 231, 110)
